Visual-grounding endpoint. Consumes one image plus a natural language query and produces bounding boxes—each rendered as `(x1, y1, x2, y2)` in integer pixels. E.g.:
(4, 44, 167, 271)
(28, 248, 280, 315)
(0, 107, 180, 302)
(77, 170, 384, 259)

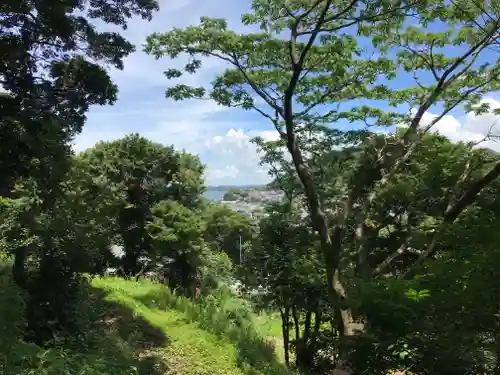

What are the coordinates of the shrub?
(198, 250, 234, 294)
(0, 254, 40, 375)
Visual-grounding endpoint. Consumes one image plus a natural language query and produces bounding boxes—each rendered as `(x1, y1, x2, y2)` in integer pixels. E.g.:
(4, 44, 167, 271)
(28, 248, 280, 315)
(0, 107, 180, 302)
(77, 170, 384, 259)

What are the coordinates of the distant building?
(236, 209, 252, 217)
(251, 211, 266, 219)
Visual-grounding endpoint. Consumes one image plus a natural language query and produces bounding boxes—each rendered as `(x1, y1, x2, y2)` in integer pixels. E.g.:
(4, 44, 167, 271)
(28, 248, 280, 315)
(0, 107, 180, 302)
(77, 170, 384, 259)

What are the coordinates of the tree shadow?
(0, 271, 172, 375)
(133, 289, 297, 375)
(66, 283, 171, 375)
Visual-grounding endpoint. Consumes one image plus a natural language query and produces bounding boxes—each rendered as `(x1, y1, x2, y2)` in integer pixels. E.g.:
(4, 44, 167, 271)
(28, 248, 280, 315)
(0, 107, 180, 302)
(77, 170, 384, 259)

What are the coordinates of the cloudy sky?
(72, 0, 500, 186)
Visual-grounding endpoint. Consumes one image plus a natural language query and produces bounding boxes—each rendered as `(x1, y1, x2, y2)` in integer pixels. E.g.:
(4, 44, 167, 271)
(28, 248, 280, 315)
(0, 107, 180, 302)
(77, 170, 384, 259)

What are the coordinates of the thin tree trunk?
(293, 306, 303, 368)
(12, 211, 37, 289)
(13, 246, 27, 288)
(281, 307, 290, 366)
(303, 310, 312, 344)
(292, 306, 300, 342)
(311, 309, 322, 348)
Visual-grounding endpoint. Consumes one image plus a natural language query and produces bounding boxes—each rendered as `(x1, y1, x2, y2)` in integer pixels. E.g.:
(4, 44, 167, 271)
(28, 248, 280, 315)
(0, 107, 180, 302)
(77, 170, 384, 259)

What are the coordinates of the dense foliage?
(3, 0, 500, 374)
(146, 0, 500, 373)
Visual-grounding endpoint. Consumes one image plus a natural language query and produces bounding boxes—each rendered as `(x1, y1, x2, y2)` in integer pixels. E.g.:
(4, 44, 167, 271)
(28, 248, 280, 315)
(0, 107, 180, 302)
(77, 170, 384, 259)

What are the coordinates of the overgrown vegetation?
(3, 0, 500, 374)
(0, 256, 292, 375)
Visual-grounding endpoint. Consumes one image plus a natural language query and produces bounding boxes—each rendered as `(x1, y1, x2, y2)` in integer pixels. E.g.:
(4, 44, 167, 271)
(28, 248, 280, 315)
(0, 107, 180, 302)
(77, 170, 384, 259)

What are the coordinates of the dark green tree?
(0, 0, 159, 344)
(0, 156, 125, 343)
(0, 0, 159, 198)
(147, 199, 206, 294)
(78, 134, 206, 276)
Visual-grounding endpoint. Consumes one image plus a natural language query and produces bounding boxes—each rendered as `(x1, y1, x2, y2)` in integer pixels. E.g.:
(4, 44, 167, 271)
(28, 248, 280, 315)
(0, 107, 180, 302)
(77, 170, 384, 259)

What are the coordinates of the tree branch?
(372, 213, 413, 277)
(403, 159, 500, 278)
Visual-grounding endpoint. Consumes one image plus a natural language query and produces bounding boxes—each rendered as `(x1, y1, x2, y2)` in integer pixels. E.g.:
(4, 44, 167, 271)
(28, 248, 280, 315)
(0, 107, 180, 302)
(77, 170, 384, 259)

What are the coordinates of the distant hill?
(206, 184, 267, 191)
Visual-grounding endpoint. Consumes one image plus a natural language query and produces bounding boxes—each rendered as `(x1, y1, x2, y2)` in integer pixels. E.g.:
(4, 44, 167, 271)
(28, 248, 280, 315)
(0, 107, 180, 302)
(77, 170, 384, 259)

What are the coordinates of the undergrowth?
(93, 277, 296, 375)
(0, 259, 297, 375)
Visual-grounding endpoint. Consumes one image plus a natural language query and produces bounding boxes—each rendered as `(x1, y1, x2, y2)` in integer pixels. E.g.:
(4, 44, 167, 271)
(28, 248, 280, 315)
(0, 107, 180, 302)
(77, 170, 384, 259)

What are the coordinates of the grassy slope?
(91, 277, 293, 375)
(254, 313, 285, 362)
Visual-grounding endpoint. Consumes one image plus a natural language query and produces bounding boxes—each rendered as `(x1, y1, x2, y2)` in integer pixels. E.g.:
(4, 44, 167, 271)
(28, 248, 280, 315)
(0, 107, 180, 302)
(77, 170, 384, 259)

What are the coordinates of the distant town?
(205, 185, 284, 219)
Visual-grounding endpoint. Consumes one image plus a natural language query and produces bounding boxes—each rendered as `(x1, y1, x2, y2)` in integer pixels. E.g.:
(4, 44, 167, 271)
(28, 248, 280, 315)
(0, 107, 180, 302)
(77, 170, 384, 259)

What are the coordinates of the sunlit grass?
(92, 277, 297, 375)
(92, 277, 245, 374)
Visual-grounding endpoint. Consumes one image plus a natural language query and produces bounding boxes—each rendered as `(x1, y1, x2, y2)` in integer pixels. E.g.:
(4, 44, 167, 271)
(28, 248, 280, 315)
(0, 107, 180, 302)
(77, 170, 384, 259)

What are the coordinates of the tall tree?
(145, 0, 500, 353)
(0, 0, 159, 197)
(242, 199, 328, 370)
(78, 134, 206, 275)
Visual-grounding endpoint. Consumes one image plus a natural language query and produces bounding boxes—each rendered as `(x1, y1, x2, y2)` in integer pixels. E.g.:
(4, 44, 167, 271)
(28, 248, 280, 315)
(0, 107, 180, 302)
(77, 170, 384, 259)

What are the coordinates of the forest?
(2, 0, 500, 374)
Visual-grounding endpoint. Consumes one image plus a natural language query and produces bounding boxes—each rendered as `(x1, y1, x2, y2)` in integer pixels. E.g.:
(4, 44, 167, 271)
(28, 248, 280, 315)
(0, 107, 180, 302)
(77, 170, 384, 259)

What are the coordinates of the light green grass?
(94, 279, 240, 374)
(1, 270, 296, 375)
(254, 312, 285, 363)
(255, 312, 283, 338)
(91, 277, 297, 375)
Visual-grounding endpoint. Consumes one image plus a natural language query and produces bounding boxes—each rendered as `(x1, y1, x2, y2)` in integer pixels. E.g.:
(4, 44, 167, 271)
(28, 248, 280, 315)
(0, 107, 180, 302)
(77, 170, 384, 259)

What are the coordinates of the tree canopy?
(77, 134, 206, 276)
(0, 0, 159, 198)
(4, 1, 500, 374)
(146, 0, 500, 348)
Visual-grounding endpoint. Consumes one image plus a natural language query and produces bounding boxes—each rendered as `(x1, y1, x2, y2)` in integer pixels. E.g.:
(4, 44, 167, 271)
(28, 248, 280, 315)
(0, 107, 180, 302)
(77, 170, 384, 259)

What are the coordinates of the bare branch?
(428, 39, 439, 81)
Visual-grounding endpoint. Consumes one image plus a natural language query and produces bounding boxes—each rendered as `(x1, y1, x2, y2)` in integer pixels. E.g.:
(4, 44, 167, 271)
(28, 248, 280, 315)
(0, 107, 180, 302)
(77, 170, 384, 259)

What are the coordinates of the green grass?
(91, 277, 297, 375)
(92, 277, 242, 375)
(253, 312, 285, 362)
(1, 268, 297, 375)
(255, 312, 283, 338)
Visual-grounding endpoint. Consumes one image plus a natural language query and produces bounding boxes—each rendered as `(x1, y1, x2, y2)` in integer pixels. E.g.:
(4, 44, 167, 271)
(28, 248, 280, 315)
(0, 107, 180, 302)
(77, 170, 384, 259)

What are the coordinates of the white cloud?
(75, 0, 278, 186)
(203, 128, 280, 185)
(408, 97, 500, 151)
(73, 98, 280, 185)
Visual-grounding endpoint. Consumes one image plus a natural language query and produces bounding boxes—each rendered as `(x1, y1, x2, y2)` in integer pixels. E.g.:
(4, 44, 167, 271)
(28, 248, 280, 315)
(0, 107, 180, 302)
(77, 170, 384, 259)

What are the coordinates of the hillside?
(86, 277, 291, 375)
(1, 264, 292, 375)
(206, 185, 268, 191)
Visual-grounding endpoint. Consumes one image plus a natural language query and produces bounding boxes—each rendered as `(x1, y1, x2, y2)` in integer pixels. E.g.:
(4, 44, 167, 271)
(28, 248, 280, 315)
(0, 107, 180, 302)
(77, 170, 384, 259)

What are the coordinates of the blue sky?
(72, 0, 500, 186)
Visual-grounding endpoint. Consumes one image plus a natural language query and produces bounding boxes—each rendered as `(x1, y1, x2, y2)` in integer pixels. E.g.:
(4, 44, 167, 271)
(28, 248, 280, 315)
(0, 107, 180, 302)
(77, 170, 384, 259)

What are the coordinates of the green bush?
(198, 251, 234, 293)
(0, 259, 153, 375)
(135, 280, 277, 364)
(0, 254, 36, 374)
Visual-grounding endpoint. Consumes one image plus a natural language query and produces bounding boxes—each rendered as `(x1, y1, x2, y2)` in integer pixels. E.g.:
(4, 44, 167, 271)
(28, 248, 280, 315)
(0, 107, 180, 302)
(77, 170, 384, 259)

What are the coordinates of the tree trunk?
(281, 307, 290, 366)
(122, 250, 140, 276)
(311, 309, 322, 353)
(13, 246, 27, 288)
(292, 305, 300, 342)
(12, 211, 37, 289)
(296, 309, 322, 371)
(285, 130, 357, 340)
(303, 310, 312, 343)
(296, 344, 314, 370)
